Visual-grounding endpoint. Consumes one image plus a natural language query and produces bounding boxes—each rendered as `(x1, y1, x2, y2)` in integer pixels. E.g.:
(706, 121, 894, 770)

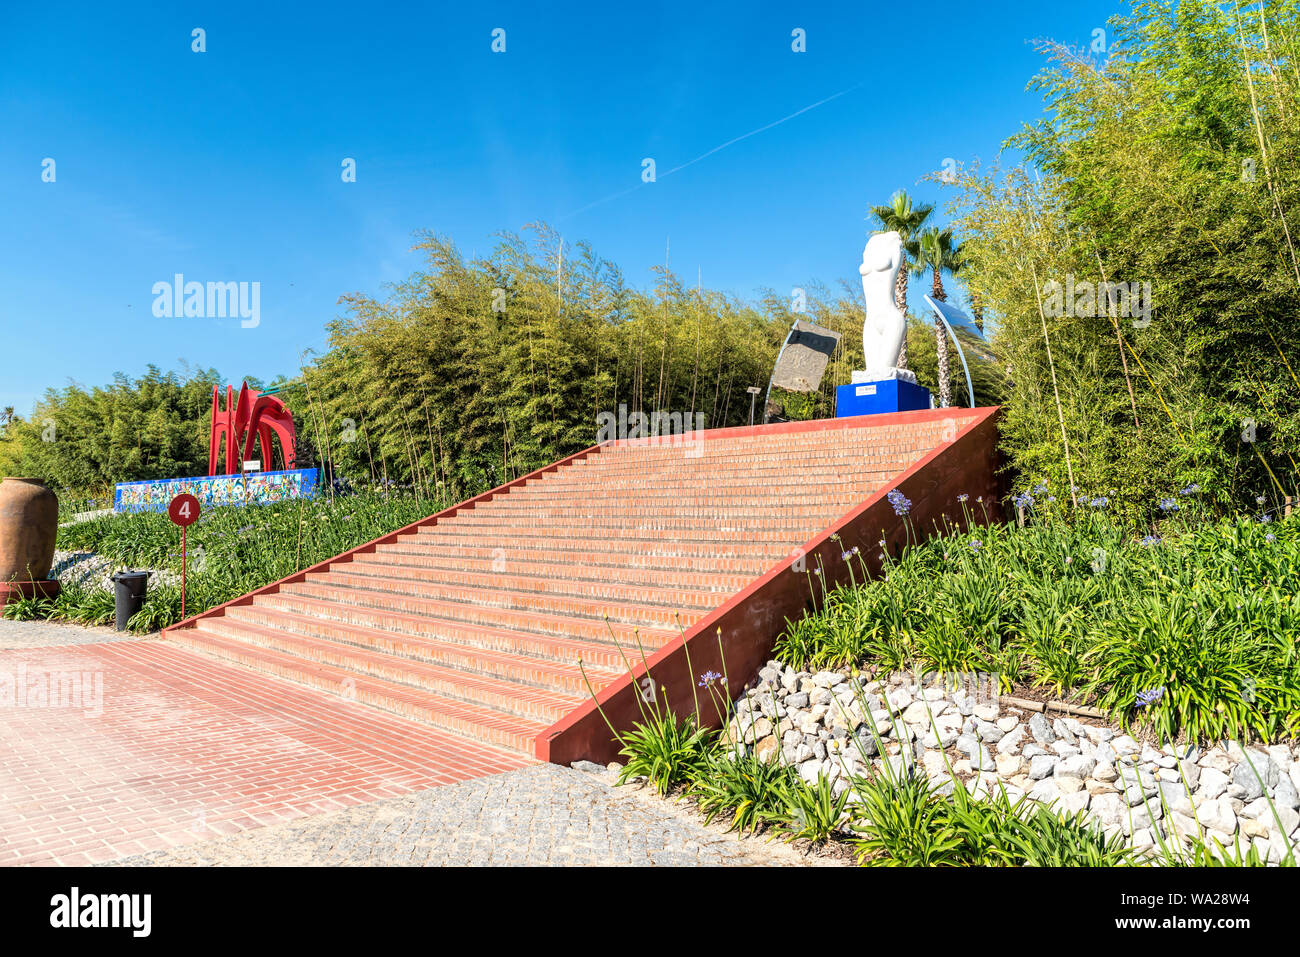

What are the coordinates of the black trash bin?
(110, 570, 150, 631)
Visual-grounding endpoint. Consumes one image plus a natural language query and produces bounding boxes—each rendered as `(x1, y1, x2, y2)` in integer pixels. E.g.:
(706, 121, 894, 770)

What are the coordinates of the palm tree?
(868, 191, 932, 370)
(912, 227, 963, 407)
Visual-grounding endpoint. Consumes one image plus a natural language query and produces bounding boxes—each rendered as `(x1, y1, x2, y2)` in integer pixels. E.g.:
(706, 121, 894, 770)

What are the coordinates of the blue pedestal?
(836, 379, 932, 417)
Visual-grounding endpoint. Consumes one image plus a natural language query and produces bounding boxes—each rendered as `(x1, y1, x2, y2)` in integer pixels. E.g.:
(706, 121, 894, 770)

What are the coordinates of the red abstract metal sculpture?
(208, 382, 297, 476)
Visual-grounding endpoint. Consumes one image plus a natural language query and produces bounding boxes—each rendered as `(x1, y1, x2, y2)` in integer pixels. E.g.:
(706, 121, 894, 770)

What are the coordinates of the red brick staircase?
(164, 409, 1001, 762)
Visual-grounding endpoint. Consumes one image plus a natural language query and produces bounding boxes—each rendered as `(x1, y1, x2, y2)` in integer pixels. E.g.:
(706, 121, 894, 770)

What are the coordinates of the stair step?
(392, 532, 801, 561)
(281, 578, 708, 630)
(171, 628, 550, 754)
(318, 564, 731, 608)
(222, 602, 644, 672)
(185, 618, 592, 718)
(361, 544, 781, 576)
(344, 553, 754, 593)
(256, 590, 680, 648)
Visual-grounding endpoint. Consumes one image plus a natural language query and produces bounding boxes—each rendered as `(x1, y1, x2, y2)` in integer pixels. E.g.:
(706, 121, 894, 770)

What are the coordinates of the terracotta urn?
(0, 478, 59, 583)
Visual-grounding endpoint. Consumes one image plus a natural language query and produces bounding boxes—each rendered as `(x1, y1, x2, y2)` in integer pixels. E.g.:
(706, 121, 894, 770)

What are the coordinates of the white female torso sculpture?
(855, 231, 916, 384)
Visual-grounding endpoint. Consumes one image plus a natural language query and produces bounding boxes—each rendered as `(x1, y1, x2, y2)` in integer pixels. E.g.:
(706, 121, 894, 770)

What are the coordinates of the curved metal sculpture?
(923, 295, 996, 409)
(208, 382, 297, 476)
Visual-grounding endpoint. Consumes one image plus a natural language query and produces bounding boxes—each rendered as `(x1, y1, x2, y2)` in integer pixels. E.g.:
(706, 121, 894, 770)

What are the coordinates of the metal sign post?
(168, 493, 201, 621)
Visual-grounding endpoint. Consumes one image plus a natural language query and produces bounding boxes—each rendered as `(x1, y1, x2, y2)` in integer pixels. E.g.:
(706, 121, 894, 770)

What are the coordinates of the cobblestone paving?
(108, 763, 833, 867)
(0, 617, 129, 649)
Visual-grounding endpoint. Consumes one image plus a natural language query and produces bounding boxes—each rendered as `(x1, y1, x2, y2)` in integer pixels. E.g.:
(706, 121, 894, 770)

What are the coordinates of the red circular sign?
(168, 493, 201, 527)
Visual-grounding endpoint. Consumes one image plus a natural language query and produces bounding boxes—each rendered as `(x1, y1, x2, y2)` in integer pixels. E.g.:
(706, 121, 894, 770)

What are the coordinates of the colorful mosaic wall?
(114, 468, 319, 513)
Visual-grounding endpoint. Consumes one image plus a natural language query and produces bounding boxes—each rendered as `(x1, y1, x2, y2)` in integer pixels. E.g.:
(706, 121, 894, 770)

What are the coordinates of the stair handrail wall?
(536, 406, 1004, 764)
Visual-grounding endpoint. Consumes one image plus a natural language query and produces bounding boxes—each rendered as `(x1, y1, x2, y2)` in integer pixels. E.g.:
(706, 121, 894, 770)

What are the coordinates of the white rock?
(885, 687, 912, 711)
(1200, 748, 1233, 773)
(1246, 801, 1299, 838)
(1092, 763, 1119, 784)
(1059, 790, 1090, 816)
(921, 750, 949, 778)
(1165, 810, 1202, 845)
(1052, 718, 1076, 743)
(901, 700, 937, 726)
(1028, 713, 1055, 744)
(1028, 778, 1061, 804)
(1271, 776, 1300, 811)
(1090, 792, 1126, 828)
(1156, 780, 1193, 813)
(996, 754, 1024, 777)
(997, 716, 1020, 734)
(1112, 735, 1141, 762)
(921, 725, 960, 750)
(1196, 798, 1237, 836)
(1055, 775, 1085, 795)
(812, 670, 843, 688)
(1028, 755, 1057, 780)
(799, 759, 824, 785)
(997, 726, 1026, 756)
(1197, 766, 1230, 800)
(1056, 755, 1098, 779)
(973, 703, 1000, 723)
(1131, 827, 1157, 849)
(1126, 802, 1163, 834)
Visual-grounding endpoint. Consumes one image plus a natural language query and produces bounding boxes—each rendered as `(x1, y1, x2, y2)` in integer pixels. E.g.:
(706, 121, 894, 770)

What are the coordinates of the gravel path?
(105, 763, 835, 867)
(0, 617, 131, 648)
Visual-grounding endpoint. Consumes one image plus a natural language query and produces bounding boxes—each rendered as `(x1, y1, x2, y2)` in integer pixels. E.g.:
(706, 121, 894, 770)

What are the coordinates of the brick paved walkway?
(108, 763, 828, 866)
(0, 640, 529, 865)
(0, 624, 827, 867)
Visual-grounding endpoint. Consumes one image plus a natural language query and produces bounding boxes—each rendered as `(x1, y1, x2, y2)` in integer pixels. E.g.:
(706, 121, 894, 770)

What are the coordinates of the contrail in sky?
(558, 81, 863, 222)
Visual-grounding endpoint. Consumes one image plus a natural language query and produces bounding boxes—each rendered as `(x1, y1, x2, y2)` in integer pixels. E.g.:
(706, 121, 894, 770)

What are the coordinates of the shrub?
(688, 751, 793, 834)
(613, 710, 714, 796)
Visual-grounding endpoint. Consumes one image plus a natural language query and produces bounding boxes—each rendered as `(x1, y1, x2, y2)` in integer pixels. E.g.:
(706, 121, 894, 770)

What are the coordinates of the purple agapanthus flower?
(698, 671, 722, 688)
(1135, 687, 1164, 709)
(970, 539, 982, 551)
(1179, 484, 1200, 496)
(1014, 492, 1034, 510)
(1089, 497, 1109, 508)
(1141, 535, 1161, 546)
(887, 489, 912, 516)
(1158, 498, 1178, 512)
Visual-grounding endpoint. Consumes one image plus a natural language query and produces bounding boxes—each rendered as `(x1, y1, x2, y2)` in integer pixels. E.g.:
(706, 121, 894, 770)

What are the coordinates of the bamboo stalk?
(1029, 262, 1079, 508)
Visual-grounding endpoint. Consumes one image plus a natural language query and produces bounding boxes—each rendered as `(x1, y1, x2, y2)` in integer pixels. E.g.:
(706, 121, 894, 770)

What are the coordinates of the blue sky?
(0, 0, 1125, 416)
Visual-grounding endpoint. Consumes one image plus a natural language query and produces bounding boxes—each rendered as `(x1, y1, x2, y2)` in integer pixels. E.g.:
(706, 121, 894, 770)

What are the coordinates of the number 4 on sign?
(168, 494, 201, 620)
